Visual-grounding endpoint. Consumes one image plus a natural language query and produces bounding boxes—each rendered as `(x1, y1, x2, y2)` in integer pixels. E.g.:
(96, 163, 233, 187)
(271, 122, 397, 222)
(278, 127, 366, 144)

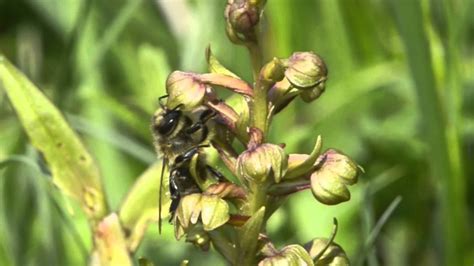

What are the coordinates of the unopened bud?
(284, 52, 327, 102)
(229, 2, 259, 33)
(285, 52, 327, 88)
(310, 150, 359, 205)
(305, 238, 349, 266)
(236, 142, 288, 184)
(225, 0, 263, 44)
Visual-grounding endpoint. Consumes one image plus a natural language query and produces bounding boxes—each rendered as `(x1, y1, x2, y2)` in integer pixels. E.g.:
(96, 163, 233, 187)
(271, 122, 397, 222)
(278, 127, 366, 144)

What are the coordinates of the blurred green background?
(0, 0, 473, 265)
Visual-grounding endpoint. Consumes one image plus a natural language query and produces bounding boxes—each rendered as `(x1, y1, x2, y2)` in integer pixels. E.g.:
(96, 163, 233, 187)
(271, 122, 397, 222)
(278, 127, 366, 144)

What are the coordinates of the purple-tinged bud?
(285, 52, 327, 89)
(228, 1, 259, 34)
(310, 150, 360, 205)
(284, 52, 327, 102)
(236, 137, 288, 184)
(224, 0, 265, 44)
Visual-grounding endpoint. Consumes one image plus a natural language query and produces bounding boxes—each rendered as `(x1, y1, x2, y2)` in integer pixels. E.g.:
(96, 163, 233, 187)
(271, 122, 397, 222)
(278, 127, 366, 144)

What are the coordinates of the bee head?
(152, 105, 184, 136)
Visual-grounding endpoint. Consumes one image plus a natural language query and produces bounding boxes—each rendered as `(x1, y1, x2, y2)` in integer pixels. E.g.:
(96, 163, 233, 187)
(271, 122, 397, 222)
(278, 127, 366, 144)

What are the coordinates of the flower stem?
(252, 78, 269, 137)
(248, 182, 268, 214)
(247, 43, 262, 82)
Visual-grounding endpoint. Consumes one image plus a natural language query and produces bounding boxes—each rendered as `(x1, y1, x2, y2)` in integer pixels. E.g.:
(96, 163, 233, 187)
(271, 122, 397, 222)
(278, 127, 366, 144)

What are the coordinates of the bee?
(151, 95, 223, 232)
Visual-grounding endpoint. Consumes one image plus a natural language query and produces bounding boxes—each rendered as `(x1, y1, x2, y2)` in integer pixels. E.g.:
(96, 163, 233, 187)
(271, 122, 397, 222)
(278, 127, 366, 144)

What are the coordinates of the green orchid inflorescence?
(160, 0, 362, 265)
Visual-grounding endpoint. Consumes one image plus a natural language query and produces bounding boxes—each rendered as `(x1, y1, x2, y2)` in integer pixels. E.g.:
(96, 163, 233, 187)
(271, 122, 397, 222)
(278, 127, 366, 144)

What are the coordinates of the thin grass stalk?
(392, 1, 467, 264)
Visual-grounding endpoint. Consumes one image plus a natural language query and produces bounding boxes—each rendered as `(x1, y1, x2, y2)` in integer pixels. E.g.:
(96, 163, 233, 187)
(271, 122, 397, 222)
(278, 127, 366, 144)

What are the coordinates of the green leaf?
(138, 44, 170, 113)
(0, 55, 107, 222)
(285, 135, 322, 179)
(118, 162, 170, 251)
(205, 46, 240, 78)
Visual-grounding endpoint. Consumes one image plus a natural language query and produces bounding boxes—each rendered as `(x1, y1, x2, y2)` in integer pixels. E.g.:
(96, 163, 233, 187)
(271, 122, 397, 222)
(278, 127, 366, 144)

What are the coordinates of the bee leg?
(184, 123, 207, 136)
(183, 109, 216, 137)
(173, 147, 198, 166)
(199, 109, 217, 122)
(169, 198, 180, 222)
(206, 165, 226, 182)
(169, 171, 180, 220)
(173, 145, 209, 166)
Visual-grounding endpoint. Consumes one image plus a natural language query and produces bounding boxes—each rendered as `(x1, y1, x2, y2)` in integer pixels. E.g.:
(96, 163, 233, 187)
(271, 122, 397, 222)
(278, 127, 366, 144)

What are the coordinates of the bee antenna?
(158, 95, 169, 109)
(158, 157, 167, 234)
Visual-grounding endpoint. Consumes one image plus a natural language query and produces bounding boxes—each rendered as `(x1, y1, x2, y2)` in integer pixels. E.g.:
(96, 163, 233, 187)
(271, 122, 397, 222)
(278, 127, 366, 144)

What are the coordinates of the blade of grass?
(361, 184, 378, 266)
(0, 173, 14, 266)
(358, 167, 404, 266)
(1, 151, 90, 265)
(92, 0, 144, 68)
(391, 1, 467, 264)
(52, 0, 93, 105)
(356, 196, 402, 266)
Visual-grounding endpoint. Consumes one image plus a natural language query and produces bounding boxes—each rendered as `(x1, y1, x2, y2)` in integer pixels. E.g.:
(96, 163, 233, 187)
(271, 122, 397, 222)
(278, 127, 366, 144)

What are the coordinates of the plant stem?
(247, 43, 263, 82)
(252, 78, 269, 136)
(247, 182, 268, 214)
(246, 40, 269, 135)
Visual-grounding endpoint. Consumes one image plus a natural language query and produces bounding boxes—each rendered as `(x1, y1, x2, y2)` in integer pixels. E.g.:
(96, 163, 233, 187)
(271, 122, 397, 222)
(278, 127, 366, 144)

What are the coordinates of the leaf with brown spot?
(0, 56, 107, 222)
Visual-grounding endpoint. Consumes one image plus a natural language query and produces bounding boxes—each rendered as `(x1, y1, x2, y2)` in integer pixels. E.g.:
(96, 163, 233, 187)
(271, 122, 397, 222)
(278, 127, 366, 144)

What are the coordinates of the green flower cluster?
(155, 0, 362, 264)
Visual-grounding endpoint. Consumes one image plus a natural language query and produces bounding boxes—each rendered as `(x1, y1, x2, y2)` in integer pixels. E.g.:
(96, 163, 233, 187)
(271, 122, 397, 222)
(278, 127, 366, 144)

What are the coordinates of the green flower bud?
(229, 2, 259, 34)
(166, 71, 206, 110)
(236, 143, 288, 184)
(310, 150, 359, 205)
(305, 238, 349, 266)
(259, 245, 314, 266)
(318, 149, 359, 185)
(284, 52, 327, 102)
(299, 85, 325, 102)
(285, 52, 327, 89)
(225, 0, 262, 43)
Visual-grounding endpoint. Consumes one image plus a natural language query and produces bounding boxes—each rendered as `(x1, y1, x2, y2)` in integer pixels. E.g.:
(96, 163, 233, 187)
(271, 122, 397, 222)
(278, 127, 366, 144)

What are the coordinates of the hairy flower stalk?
(156, 0, 361, 265)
